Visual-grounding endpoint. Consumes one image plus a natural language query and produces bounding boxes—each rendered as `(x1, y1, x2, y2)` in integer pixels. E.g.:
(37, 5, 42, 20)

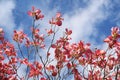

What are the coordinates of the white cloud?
(63, 0, 110, 44)
(0, 0, 15, 32)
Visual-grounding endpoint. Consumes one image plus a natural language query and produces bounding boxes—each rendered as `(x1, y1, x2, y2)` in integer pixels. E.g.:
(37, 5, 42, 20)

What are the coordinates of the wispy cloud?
(62, 0, 111, 45)
(0, 0, 15, 32)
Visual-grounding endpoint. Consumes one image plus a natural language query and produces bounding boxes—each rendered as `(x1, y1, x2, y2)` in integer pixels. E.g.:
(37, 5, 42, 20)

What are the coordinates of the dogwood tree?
(0, 6, 119, 80)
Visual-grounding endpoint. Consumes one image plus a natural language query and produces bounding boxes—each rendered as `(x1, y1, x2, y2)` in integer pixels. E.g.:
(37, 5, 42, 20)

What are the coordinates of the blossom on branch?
(27, 6, 44, 20)
(49, 12, 64, 26)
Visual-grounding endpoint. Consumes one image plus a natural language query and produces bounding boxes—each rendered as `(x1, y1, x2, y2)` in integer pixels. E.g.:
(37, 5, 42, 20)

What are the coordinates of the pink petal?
(104, 36, 112, 42)
(35, 9, 41, 14)
(27, 11, 33, 16)
(56, 12, 61, 18)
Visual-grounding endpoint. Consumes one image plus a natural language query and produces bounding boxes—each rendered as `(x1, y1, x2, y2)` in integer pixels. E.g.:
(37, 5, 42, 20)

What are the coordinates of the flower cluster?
(28, 6, 44, 20)
(104, 27, 120, 48)
(49, 12, 64, 26)
(13, 30, 26, 43)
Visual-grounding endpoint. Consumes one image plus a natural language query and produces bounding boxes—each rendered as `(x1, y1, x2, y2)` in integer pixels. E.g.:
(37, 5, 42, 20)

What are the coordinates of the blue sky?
(0, 0, 120, 79)
(0, 0, 120, 46)
(0, 0, 120, 45)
